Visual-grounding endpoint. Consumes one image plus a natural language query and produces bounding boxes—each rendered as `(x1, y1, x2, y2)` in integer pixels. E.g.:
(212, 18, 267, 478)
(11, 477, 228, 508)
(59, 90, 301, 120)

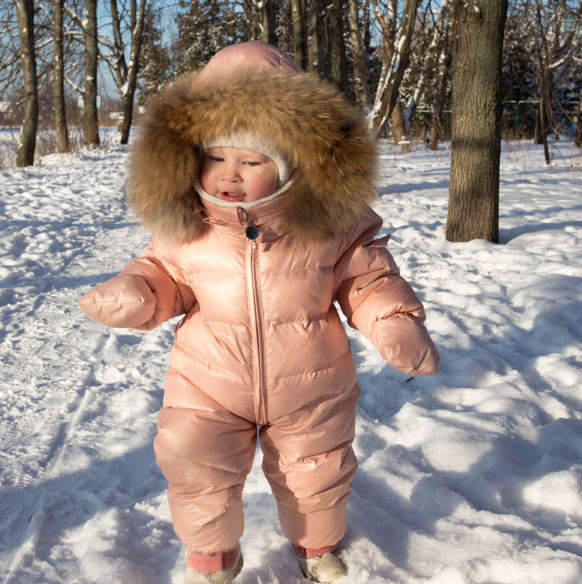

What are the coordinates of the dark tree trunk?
(391, 100, 406, 144)
(329, 0, 348, 95)
(16, 0, 38, 167)
(84, 0, 100, 147)
(348, 0, 368, 108)
(282, 0, 293, 54)
(115, 0, 147, 144)
(307, 0, 324, 76)
(535, 94, 551, 164)
(576, 87, 582, 148)
(54, 0, 70, 153)
(261, 0, 278, 45)
(534, 65, 551, 163)
(446, 0, 508, 244)
(291, 0, 307, 69)
(429, 24, 451, 151)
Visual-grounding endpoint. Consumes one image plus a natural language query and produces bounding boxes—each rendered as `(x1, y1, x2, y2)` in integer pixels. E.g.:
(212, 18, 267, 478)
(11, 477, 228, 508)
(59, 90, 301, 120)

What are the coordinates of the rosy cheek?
(200, 171, 213, 192)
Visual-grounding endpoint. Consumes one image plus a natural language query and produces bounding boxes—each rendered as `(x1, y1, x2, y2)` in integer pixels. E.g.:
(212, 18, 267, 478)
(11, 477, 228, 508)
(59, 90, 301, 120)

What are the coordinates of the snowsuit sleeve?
(334, 210, 439, 376)
(78, 237, 196, 331)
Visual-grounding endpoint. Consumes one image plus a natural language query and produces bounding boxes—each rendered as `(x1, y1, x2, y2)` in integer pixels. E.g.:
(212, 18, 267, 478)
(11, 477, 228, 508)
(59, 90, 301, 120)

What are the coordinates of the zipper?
(240, 209, 265, 424)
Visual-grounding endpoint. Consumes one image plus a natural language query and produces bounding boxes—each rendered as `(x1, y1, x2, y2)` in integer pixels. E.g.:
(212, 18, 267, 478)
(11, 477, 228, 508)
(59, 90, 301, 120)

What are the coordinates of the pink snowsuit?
(79, 41, 439, 554)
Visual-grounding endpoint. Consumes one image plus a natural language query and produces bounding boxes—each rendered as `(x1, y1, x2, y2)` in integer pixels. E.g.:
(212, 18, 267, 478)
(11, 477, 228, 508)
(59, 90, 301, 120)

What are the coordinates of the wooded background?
(4, 0, 582, 242)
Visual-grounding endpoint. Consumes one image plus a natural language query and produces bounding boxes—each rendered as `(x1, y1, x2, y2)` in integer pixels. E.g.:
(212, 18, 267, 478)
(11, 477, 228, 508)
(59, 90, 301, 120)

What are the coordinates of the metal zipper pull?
(239, 208, 259, 249)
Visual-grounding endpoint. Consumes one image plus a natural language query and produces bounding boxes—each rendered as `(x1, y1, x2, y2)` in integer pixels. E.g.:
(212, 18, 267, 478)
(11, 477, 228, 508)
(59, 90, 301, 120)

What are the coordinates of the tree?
(15, 0, 38, 167)
(504, 0, 582, 151)
(107, 0, 147, 144)
(347, 0, 369, 108)
(446, 0, 508, 244)
(53, 0, 69, 152)
(173, 0, 245, 75)
(306, 0, 324, 76)
(369, 0, 419, 135)
(576, 86, 582, 148)
(532, 0, 582, 160)
(329, 0, 349, 93)
(428, 21, 451, 151)
(261, 0, 278, 44)
(138, 4, 171, 105)
(402, 0, 451, 135)
(290, 0, 306, 69)
(83, 0, 99, 146)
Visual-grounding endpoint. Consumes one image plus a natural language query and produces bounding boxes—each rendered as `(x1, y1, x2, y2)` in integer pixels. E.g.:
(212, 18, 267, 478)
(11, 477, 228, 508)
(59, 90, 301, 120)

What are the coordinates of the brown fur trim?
(127, 70, 378, 244)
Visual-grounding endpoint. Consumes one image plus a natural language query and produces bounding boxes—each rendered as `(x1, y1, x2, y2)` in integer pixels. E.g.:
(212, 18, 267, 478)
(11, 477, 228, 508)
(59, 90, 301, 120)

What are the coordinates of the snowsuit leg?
(153, 370, 257, 554)
(260, 381, 360, 548)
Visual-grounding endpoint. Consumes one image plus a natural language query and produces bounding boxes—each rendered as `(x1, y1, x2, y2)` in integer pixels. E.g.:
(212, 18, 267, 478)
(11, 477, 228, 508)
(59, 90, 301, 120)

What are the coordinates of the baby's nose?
(222, 165, 241, 181)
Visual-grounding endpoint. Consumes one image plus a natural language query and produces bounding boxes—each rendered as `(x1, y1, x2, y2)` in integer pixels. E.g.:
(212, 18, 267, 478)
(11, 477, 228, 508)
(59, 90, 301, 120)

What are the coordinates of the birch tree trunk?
(84, 0, 100, 147)
(15, 0, 38, 167)
(446, 0, 508, 244)
(54, 0, 70, 153)
(369, 0, 419, 135)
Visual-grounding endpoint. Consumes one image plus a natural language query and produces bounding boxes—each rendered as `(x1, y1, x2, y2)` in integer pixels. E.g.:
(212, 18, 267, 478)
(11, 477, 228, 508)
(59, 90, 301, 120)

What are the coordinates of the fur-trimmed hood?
(126, 41, 378, 244)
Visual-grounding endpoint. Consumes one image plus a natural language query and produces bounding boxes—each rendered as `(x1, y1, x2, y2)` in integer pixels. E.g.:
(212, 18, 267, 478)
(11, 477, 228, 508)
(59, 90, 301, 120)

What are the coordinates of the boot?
(183, 544, 243, 584)
(293, 545, 348, 583)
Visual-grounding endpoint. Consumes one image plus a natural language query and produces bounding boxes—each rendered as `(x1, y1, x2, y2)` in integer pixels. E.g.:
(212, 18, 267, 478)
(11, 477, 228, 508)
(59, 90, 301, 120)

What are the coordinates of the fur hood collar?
(126, 43, 378, 244)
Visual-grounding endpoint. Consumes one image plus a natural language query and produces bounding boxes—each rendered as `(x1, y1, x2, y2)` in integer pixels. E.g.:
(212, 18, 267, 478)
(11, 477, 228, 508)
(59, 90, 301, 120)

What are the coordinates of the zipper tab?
(239, 208, 259, 248)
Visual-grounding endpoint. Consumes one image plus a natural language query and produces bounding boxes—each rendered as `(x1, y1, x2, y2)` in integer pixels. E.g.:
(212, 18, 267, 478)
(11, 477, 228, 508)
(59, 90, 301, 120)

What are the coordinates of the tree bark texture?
(391, 100, 406, 144)
(446, 0, 508, 244)
(306, 0, 324, 76)
(329, 0, 349, 95)
(84, 0, 100, 147)
(348, 0, 369, 108)
(54, 0, 70, 153)
(15, 0, 38, 167)
(291, 0, 307, 69)
(282, 0, 293, 54)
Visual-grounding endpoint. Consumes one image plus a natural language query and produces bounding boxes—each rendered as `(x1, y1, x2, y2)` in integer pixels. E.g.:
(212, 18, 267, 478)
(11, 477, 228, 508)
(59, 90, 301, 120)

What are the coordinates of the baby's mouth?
(219, 191, 246, 202)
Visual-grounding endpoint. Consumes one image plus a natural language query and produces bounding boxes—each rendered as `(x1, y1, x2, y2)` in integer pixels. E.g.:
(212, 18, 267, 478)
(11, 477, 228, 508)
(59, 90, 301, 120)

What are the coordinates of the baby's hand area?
(78, 274, 156, 329)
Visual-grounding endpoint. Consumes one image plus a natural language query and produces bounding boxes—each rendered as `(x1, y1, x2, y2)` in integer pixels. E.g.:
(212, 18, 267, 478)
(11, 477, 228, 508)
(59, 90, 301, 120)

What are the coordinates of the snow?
(1, 136, 582, 583)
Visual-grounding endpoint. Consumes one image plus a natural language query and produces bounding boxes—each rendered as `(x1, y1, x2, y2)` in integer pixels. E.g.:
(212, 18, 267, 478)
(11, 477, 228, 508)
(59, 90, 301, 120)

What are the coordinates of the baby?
(79, 41, 439, 584)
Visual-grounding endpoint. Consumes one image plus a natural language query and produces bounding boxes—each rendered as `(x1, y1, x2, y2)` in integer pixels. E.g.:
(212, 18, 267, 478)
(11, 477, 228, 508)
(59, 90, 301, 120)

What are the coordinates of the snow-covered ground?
(1, 137, 581, 584)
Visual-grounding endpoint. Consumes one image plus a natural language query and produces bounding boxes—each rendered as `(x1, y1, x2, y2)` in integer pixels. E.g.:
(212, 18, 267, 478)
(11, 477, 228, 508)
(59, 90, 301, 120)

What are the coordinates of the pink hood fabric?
(78, 41, 439, 554)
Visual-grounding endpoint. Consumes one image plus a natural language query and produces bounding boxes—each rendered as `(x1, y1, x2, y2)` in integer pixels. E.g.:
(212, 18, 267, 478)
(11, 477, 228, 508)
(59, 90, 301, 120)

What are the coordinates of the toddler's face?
(200, 147, 279, 203)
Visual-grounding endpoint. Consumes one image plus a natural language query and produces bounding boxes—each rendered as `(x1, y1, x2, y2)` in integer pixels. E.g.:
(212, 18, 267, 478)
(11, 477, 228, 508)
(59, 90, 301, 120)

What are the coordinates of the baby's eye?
(244, 161, 260, 167)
